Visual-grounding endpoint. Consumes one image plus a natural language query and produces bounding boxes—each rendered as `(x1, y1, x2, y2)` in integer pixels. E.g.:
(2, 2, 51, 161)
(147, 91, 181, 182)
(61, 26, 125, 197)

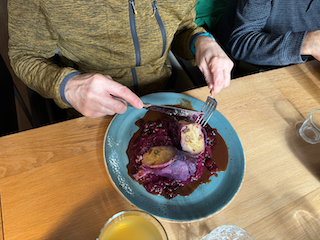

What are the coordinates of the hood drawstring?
(151, 1, 157, 17)
(129, 0, 137, 14)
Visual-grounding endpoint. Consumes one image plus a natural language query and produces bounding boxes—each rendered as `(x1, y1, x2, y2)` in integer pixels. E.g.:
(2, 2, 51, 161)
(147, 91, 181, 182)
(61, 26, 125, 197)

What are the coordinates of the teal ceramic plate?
(103, 92, 245, 221)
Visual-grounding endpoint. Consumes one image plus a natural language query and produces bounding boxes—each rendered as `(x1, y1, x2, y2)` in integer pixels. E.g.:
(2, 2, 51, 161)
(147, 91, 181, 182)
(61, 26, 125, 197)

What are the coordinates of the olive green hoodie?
(8, 0, 205, 108)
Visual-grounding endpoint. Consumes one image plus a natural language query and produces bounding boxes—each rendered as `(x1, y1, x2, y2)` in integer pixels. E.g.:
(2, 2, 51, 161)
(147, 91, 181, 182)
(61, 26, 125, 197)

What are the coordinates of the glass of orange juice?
(97, 210, 168, 240)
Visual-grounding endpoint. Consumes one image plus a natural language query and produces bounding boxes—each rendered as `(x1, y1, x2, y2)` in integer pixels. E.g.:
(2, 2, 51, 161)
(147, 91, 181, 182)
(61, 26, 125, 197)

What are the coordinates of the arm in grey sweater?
(229, 0, 309, 66)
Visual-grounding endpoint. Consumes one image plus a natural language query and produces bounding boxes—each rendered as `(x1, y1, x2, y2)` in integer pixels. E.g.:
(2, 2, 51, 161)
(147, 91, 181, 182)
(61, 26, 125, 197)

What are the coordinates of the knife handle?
(111, 95, 151, 109)
(111, 95, 132, 107)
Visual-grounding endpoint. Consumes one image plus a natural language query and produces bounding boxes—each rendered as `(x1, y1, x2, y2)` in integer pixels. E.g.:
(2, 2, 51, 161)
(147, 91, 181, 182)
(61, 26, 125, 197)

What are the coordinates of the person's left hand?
(194, 35, 234, 96)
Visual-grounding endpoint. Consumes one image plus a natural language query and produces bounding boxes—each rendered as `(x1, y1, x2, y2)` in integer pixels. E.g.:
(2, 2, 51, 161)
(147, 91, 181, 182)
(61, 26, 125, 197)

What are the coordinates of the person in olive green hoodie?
(8, 0, 233, 118)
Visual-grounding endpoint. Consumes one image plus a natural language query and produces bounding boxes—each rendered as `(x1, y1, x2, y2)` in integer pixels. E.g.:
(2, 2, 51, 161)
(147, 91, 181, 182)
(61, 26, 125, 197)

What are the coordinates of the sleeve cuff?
(282, 31, 307, 65)
(190, 32, 216, 55)
(59, 71, 81, 105)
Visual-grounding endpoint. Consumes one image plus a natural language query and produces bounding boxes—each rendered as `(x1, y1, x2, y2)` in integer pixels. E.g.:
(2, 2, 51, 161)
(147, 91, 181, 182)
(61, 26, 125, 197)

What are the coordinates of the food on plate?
(127, 109, 228, 199)
(133, 146, 197, 181)
(180, 122, 205, 154)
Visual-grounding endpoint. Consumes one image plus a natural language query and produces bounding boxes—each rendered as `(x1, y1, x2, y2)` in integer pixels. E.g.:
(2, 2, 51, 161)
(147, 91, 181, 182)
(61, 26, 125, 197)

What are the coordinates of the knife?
(111, 95, 199, 117)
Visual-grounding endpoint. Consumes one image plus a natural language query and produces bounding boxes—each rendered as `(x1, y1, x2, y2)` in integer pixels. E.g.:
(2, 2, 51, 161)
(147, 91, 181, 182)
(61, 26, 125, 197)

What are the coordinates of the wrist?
(190, 32, 215, 55)
(301, 30, 320, 55)
(301, 31, 311, 55)
(60, 71, 81, 105)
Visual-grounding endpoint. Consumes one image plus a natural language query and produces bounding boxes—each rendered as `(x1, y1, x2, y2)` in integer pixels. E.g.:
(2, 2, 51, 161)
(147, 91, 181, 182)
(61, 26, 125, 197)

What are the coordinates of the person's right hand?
(64, 73, 143, 118)
(194, 35, 233, 96)
(301, 30, 320, 61)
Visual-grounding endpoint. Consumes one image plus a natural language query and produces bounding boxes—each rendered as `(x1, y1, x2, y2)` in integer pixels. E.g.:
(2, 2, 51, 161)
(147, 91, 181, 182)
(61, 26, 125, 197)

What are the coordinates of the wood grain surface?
(0, 61, 320, 240)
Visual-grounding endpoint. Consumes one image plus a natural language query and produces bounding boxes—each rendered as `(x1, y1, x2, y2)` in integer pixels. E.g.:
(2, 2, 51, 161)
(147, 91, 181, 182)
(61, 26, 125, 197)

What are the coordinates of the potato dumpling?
(142, 146, 176, 167)
(180, 123, 205, 154)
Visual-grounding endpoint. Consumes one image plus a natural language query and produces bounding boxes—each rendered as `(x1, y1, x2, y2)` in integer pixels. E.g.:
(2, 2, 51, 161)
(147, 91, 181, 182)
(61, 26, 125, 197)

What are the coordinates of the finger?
(107, 97, 128, 114)
(199, 61, 214, 90)
(223, 69, 231, 88)
(87, 109, 115, 119)
(210, 66, 225, 94)
(78, 101, 117, 118)
(212, 69, 230, 94)
(89, 75, 135, 113)
(96, 94, 128, 114)
(79, 88, 126, 116)
(106, 80, 143, 109)
(80, 98, 120, 118)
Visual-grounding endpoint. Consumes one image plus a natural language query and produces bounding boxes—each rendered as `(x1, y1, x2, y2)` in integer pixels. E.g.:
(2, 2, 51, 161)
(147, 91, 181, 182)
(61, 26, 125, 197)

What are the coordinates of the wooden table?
(0, 61, 320, 240)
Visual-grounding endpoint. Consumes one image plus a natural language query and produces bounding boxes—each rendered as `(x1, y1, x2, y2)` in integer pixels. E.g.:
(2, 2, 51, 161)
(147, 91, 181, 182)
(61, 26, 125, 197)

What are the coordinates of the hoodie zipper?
(152, 1, 166, 57)
(128, 0, 166, 92)
(129, 0, 140, 92)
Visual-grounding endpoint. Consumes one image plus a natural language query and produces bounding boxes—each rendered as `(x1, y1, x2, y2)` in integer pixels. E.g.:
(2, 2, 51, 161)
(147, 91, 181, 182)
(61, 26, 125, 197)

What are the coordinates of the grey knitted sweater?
(228, 0, 320, 66)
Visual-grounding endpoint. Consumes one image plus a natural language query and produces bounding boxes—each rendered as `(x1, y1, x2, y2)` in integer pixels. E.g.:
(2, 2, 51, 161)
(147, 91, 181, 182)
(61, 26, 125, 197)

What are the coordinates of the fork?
(196, 96, 217, 127)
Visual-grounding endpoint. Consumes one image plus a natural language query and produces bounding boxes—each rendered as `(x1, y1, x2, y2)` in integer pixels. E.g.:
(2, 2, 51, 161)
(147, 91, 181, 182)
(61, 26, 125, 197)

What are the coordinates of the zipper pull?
(151, 1, 157, 17)
(129, 0, 137, 14)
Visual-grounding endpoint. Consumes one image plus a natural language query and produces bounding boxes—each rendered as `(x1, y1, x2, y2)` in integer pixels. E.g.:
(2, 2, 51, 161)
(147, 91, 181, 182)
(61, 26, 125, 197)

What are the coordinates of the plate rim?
(103, 92, 245, 221)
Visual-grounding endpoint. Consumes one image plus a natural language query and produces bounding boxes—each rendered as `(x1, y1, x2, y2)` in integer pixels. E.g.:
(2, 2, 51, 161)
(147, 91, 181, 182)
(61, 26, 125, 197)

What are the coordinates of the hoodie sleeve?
(8, 0, 79, 108)
(229, 0, 307, 66)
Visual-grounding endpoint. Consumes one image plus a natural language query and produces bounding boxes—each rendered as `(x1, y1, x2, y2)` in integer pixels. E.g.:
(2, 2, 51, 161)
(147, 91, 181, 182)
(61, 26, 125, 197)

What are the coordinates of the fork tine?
(196, 97, 217, 127)
(198, 105, 213, 126)
(199, 106, 213, 125)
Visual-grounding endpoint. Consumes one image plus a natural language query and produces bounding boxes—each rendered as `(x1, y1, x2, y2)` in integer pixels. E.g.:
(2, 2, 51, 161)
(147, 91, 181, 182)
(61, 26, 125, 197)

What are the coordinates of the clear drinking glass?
(200, 225, 254, 240)
(299, 109, 320, 144)
(97, 210, 168, 240)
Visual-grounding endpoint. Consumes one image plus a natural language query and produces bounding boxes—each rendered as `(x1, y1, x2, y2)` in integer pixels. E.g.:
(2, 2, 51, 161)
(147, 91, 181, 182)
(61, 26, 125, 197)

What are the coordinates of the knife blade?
(143, 103, 199, 117)
(111, 95, 199, 117)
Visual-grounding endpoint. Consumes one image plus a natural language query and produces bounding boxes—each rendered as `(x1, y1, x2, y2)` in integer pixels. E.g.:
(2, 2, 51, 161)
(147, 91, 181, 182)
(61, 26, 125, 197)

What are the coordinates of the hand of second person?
(65, 73, 143, 118)
(195, 35, 234, 96)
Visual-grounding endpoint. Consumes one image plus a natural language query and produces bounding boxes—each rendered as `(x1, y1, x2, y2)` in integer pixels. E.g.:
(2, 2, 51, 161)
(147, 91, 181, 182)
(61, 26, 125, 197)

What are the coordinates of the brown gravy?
(127, 110, 229, 198)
